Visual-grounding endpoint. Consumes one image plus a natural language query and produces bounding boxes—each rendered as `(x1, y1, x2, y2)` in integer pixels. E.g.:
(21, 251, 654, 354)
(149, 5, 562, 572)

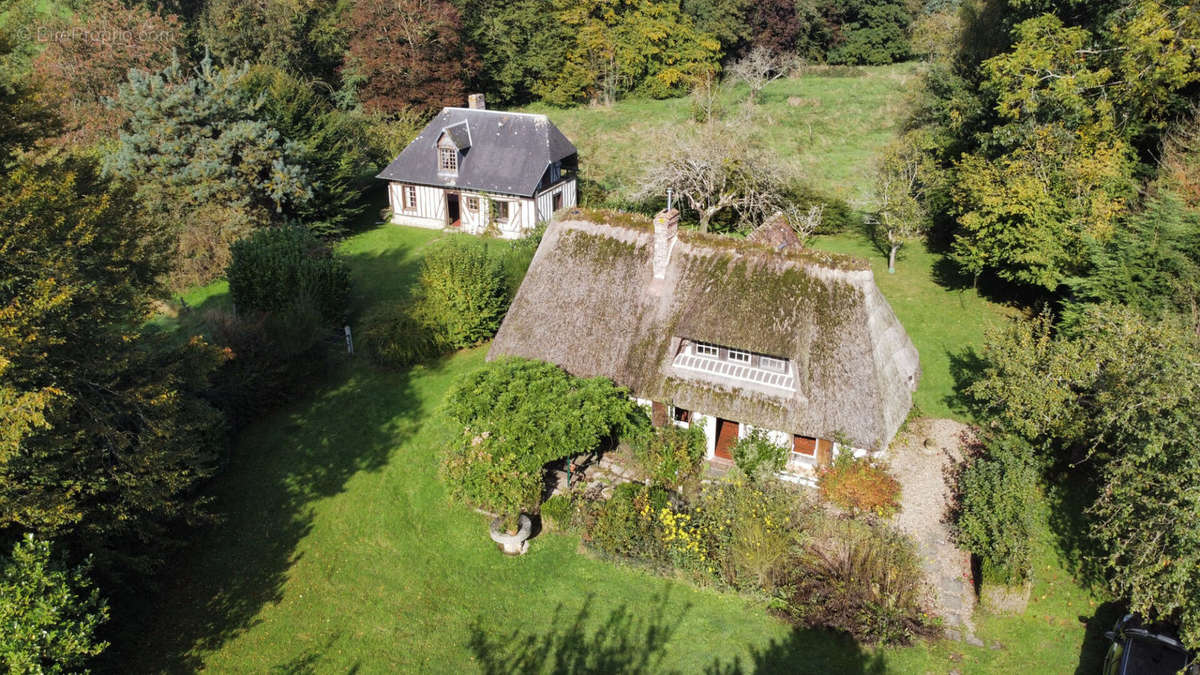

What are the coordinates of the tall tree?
(874, 133, 931, 273)
(453, 0, 574, 106)
(0, 154, 226, 578)
(30, 0, 181, 147)
(198, 0, 348, 85)
(341, 0, 479, 114)
(107, 55, 312, 287)
(539, 0, 722, 106)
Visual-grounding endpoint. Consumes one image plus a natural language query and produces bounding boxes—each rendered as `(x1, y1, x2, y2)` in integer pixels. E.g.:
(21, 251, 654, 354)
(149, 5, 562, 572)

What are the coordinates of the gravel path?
(888, 418, 981, 644)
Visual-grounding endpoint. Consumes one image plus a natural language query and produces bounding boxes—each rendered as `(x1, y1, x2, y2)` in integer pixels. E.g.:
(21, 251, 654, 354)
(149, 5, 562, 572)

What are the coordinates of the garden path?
(889, 419, 982, 646)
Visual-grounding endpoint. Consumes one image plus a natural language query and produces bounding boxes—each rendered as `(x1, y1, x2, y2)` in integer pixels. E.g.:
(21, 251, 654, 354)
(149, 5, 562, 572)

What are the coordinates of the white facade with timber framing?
(489, 208, 921, 485)
(376, 94, 578, 239)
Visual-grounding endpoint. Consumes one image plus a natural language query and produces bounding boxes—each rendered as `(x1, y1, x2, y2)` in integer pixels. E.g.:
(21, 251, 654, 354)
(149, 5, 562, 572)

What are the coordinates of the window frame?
(759, 355, 787, 373)
(438, 147, 457, 173)
(466, 196, 479, 212)
(494, 200, 510, 222)
(728, 348, 751, 363)
(694, 342, 719, 358)
(402, 185, 417, 210)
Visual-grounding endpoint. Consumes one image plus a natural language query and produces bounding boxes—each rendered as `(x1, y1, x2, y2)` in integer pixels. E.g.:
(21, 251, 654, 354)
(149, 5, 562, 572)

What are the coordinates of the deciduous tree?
(341, 0, 479, 114)
(30, 0, 181, 146)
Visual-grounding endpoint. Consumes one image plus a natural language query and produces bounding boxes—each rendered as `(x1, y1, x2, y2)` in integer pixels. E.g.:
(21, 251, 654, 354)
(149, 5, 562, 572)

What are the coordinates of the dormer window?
(728, 349, 751, 363)
(695, 342, 718, 357)
(439, 147, 457, 173)
(674, 339, 796, 391)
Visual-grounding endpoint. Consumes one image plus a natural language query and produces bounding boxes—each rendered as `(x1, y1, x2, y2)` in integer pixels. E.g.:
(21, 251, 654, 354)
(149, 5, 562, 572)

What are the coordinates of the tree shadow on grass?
(942, 346, 989, 418)
(1044, 474, 1107, 593)
(468, 589, 889, 675)
(111, 244, 434, 671)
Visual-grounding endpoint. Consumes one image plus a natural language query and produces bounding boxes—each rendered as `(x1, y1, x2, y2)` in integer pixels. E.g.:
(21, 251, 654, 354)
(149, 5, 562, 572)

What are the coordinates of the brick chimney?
(468, 93, 486, 110)
(652, 209, 679, 280)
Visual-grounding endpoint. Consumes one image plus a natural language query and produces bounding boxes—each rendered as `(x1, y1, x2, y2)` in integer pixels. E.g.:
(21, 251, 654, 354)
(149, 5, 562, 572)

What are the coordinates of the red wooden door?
(715, 419, 739, 460)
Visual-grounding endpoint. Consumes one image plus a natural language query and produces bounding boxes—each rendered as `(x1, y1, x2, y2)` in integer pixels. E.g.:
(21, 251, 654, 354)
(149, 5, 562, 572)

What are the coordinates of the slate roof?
(376, 108, 577, 198)
(489, 209, 921, 452)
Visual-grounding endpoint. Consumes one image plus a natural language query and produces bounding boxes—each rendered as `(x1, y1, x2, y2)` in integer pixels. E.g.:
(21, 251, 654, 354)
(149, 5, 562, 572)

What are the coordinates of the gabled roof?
(376, 108, 577, 198)
(488, 209, 921, 451)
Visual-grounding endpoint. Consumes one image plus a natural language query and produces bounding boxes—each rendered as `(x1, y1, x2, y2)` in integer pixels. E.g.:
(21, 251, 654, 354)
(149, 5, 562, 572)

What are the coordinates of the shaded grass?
(524, 63, 920, 208)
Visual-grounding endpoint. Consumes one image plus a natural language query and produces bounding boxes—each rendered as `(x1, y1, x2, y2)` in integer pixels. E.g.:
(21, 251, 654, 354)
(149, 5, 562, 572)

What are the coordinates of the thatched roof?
(746, 213, 803, 252)
(489, 209, 920, 451)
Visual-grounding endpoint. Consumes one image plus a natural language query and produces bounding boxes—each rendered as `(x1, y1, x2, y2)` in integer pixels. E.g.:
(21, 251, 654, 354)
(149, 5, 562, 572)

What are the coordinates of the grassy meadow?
(526, 62, 920, 208)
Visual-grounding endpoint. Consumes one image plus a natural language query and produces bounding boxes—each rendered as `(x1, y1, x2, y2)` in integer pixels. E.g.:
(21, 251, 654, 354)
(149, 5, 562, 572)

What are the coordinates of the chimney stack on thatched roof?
(468, 93, 486, 110)
(652, 208, 679, 280)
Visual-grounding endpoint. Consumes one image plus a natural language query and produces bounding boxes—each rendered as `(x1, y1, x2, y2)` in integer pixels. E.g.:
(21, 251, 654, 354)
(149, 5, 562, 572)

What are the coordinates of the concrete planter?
(980, 580, 1032, 615)
(488, 514, 533, 555)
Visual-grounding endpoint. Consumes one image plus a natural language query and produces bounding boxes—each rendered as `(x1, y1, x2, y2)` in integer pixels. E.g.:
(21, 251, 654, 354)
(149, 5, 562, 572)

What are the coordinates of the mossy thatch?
(489, 214, 920, 451)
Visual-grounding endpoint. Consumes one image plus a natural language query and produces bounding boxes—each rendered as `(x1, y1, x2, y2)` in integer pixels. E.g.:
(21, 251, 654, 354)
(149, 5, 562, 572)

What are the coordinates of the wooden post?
(344, 325, 354, 355)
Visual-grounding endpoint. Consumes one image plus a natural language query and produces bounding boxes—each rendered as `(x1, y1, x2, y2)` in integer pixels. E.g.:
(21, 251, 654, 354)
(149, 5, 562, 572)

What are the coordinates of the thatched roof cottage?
(489, 208, 920, 482)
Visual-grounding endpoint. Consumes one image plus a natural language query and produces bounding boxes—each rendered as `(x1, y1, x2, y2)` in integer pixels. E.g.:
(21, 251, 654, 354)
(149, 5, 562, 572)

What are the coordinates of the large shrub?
(817, 452, 902, 517)
(227, 226, 350, 322)
(0, 535, 109, 673)
(953, 434, 1038, 586)
(731, 429, 788, 482)
(692, 479, 810, 591)
(415, 237, 510, 349)
(630, 423, 707, 491)
(587, 483, 670, 562)
(360, 302, 443, 369)
(782, 519, 938, 645)
(442, 358, 642, 524)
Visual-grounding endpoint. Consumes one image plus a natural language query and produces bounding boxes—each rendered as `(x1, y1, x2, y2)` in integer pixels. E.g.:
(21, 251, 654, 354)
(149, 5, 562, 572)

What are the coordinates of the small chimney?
(652, 209, 679, 280)
(468, 93, 486, 110)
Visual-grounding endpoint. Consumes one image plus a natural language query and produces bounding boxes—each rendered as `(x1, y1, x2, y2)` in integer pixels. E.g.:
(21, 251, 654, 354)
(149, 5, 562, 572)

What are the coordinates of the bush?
(497, 223, 546, 297)
(227, 226, 350, 322)
(731, 429, 788, 482)
(782, 519, 938, 645)
(540, 493, 579, 532)
(440, 441, 543, 531)
(442, 358, 642, 524)
(782, 183, 858, 235)
(360, 302, 443, 369)
(0, 535, 109, 673)
(693, 480, 810, 591)
(204, 299, 330, 429)
(629, 423, 707, 491)
(817, 452, 901, 517)
(415, 237, 509, 349)
(953, 434, 1038, 586)
(587, 483, 669, 561)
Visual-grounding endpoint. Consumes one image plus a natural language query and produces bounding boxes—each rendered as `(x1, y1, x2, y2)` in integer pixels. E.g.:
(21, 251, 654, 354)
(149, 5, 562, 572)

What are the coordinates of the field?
(117, 223, 1111, 673)
(525, 63, 920, 208)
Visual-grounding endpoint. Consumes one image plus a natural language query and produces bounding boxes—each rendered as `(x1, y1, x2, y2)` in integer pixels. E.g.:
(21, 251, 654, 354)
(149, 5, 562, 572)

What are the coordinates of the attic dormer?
(437, 121, 471, 175)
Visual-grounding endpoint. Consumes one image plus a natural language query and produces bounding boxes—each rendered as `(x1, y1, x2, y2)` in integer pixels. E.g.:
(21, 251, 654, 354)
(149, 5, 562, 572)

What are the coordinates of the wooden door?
(715, 419, 739, 460)
(651, 402, 668, 427)
(816, 438, 833, 468)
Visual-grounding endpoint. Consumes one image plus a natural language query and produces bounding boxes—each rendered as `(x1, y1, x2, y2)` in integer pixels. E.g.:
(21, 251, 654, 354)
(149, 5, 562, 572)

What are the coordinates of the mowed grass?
(116, 224, 1110, 673)
(525, 63, 920, 208)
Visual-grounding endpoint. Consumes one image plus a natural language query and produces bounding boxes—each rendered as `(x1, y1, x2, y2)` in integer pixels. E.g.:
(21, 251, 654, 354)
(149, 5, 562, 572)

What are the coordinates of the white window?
(695, 342, 718, 357)
(402, 185, 417, 210)
(494, 200, 510, 222)
(759, 355, 787, 373)
(728, 349, 751, 363)
(439, 147, 457, 172)
(466, 196, 479, 212)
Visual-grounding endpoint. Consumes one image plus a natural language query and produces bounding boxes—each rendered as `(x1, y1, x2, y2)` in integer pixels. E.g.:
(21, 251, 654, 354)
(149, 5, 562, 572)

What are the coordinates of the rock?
(965, 634, 985, 647)
(945, 628, 962, 642)
(990, 641, 1004, 651)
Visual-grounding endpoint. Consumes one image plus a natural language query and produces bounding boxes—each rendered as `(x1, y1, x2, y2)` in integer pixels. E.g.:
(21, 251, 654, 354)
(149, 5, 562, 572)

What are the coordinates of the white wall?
(388, 181, 547, 239)
(535, 179, 577, 223)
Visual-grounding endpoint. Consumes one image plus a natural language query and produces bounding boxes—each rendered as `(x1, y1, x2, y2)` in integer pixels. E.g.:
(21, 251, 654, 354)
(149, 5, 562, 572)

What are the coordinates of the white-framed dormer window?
(694, 342, 718, 357)
(494, 200, 510, 222)
(402, 185, 417, 210)
(759, 355, 786, 373)
(728, 348, 751, 363)
(439, 147, 457, 172)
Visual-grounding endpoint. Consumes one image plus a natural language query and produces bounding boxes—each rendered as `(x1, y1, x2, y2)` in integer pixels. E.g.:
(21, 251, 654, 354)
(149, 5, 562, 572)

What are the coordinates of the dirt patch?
(888, 418, 979, 641)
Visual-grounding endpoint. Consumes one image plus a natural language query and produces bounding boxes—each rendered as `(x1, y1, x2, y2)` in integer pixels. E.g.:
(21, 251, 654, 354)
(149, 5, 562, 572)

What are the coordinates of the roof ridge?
(442, 106, 549, 121)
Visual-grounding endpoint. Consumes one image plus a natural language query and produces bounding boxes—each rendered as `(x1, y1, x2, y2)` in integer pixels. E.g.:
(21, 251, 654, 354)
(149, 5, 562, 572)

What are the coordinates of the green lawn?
(525, 63, 920, 208)
(116, 224, 1109, 673)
